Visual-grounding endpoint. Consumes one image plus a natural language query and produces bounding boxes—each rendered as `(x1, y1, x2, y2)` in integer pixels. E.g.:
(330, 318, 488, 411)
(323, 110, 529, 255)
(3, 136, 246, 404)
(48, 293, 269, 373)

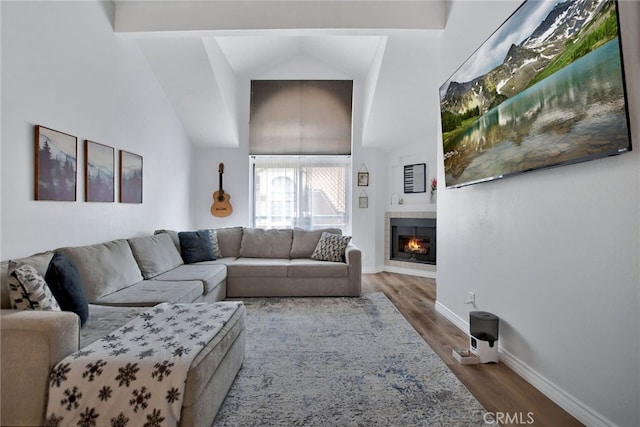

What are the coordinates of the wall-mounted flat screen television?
(439, 0, 632, 189)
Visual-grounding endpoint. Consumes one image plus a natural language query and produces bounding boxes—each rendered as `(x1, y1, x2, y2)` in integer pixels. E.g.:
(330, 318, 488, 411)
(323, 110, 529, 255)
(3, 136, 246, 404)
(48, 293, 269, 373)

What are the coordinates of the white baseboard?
(434, 301, 468, 331)
(434, 301, 614, 427)
(362, 265, 383, 274)
(363, 265, 437, 279)
(382, 265, 437, 279)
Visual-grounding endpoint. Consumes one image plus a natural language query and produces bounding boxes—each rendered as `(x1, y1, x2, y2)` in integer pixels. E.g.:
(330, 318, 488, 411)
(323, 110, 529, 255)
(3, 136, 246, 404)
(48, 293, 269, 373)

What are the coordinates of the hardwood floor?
(362, 272, 583, 427)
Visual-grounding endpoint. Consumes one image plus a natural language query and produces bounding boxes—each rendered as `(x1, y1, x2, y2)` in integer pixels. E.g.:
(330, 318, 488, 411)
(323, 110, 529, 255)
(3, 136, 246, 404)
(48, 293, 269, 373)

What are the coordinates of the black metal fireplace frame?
(390, 217, 436, 265)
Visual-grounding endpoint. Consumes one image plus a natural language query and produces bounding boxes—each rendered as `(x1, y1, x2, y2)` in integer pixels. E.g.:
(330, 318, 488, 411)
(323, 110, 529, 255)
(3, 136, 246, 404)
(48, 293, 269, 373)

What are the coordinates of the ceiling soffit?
(115, 1, 446, 33)
(115, 1, 445, 148)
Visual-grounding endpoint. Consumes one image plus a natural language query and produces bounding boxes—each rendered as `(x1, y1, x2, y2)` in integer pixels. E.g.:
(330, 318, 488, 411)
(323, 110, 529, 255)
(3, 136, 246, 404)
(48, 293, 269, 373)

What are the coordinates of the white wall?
(1, 1, 193, 259)
(373, 33, 441, 270)
(437, 1, 640, 426)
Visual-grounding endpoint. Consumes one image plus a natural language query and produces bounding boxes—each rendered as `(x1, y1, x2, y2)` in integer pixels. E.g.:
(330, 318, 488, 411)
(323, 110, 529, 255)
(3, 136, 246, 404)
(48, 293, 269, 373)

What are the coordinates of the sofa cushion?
(57, 240, 144, 303)
(179, 231, 215, 264)
(45, 253, 90, 326)
(239, 228, 293, 259)
(154, 229, 181, 253)
(290, 228, 342, 258)
(227, 258, 290, 278)
(153, 264, 227, 296)
(7, 262, 61, 311)
(93, 280, 203, 307)
(215, 226, 243, 258)
(311, 232, 352, 262)
(128, 234, 184, 279)
(287, 259, 348, 278)
(1, 251, 55, 309)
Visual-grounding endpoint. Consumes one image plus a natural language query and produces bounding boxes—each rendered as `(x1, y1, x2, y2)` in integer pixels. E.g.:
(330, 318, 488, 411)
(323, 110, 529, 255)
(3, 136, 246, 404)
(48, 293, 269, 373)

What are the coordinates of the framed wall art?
(359, 190, 369, 208)
(357, 163, 369, 186)
(119, 150, 143, 203)
(357, 172, 369, 187)
(404, 163, 426, 193)
(85, 140, 114, 202)
(35, 125, 77, 201)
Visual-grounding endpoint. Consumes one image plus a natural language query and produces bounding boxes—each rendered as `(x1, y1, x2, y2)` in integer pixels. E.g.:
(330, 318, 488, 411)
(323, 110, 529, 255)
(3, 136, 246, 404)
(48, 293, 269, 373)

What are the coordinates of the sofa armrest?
(345, 243, 362, 296)
(1, 309, 80, 426)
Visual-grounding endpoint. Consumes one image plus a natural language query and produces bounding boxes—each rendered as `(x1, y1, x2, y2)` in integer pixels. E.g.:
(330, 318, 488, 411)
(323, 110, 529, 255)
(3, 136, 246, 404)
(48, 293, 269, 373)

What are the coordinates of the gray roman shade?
(249, 80, 353, 155)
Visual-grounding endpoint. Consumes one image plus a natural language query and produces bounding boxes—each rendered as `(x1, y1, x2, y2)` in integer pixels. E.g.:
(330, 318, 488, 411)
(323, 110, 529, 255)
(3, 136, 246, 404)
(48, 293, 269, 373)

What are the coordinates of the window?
(248, 81, 353, 231)
(251, 156, 351, 230)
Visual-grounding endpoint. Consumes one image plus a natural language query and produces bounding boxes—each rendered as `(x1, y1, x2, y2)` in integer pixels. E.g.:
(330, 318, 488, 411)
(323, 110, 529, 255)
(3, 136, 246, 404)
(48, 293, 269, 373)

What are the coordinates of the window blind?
(249, 80, 353, 155)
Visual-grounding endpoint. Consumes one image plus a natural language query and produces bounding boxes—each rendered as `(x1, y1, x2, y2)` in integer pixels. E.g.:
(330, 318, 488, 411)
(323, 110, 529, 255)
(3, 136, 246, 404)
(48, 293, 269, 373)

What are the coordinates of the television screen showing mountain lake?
(443, 38, 630, 187)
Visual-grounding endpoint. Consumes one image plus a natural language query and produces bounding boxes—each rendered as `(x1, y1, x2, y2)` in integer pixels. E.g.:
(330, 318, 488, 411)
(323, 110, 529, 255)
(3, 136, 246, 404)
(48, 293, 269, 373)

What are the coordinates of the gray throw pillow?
(208, 229, 223, 258)
(291, 228, 342, 258)
(311, 232, 352, 262)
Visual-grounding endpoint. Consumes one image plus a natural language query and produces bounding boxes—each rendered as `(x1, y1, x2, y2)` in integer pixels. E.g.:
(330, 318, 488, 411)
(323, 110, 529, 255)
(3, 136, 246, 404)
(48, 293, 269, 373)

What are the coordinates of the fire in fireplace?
(390, 217, 436, 265)
(402, 236, 430, 256)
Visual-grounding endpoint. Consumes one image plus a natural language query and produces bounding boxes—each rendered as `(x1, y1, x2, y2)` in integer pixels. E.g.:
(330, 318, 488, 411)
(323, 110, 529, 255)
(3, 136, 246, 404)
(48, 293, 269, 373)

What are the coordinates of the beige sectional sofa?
(0, 226, 361, 426)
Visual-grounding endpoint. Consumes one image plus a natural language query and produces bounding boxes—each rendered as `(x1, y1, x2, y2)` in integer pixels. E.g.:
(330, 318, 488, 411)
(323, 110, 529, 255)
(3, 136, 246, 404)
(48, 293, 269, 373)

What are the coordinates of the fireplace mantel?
(384, 211, 437, 277)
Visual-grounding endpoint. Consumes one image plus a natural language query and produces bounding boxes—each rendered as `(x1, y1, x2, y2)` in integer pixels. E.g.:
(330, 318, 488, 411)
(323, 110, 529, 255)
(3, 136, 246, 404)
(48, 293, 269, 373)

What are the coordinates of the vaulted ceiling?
(114, 1, 447, 148)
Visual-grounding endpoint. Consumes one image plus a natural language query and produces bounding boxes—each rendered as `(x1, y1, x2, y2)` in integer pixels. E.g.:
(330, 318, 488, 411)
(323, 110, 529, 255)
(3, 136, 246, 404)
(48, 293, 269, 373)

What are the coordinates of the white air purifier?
(469, 311, 499, 363)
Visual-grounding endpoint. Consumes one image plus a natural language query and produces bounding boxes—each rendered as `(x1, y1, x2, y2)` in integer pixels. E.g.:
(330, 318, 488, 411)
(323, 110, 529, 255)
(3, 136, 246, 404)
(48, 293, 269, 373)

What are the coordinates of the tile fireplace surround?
(385, 211, 437, 277)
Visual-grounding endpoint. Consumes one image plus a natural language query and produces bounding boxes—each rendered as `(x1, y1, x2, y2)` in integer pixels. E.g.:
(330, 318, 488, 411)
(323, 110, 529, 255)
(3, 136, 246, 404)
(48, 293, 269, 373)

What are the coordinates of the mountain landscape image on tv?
(439, 0, 632, 188)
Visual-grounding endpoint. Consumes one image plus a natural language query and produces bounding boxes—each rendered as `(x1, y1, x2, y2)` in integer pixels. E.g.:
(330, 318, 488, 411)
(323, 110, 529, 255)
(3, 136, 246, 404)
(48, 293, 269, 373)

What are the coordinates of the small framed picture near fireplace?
(359, 191, 368, 208)
(357, 172, 369, 186)
(404, 163, 426, 193)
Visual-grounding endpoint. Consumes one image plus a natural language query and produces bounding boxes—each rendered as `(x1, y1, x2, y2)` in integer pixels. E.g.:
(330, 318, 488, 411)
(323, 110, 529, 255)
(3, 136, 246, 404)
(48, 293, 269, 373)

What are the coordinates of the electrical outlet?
(465, 292, 475, 306)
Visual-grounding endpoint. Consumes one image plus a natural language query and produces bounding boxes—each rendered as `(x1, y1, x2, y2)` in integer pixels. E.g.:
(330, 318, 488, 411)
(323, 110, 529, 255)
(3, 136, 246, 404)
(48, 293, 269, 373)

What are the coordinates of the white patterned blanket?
(46, 301, 243, 427)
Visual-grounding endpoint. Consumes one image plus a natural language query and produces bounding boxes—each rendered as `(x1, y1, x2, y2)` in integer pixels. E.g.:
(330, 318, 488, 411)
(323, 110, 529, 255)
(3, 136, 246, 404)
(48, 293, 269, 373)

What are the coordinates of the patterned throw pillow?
(7, 263, 61, 311)
(311, 232, 352, 262)
(208, 229, 223, 258)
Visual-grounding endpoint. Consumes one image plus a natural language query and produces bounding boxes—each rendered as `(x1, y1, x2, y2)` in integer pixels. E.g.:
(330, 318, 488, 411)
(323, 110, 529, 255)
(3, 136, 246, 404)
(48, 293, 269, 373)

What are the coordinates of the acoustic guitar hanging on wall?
(211, 162, 232, 217)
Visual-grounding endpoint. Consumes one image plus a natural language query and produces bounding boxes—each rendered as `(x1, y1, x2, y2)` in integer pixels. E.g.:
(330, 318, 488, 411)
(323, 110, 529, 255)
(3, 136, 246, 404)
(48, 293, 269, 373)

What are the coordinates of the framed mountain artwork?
(85, 140, 114, 202)
(119, 150, 143, 204)
(35, 125, 77, 201)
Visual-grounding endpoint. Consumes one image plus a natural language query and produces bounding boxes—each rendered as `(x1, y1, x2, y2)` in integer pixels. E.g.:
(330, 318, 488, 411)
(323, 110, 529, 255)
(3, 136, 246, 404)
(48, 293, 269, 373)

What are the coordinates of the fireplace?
(390, 217, 436, 265)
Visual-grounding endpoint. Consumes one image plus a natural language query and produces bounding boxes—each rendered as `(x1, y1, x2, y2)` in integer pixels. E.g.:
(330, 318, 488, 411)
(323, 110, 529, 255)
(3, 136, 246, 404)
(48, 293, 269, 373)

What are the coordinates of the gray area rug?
(214, 293, 487, 426)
